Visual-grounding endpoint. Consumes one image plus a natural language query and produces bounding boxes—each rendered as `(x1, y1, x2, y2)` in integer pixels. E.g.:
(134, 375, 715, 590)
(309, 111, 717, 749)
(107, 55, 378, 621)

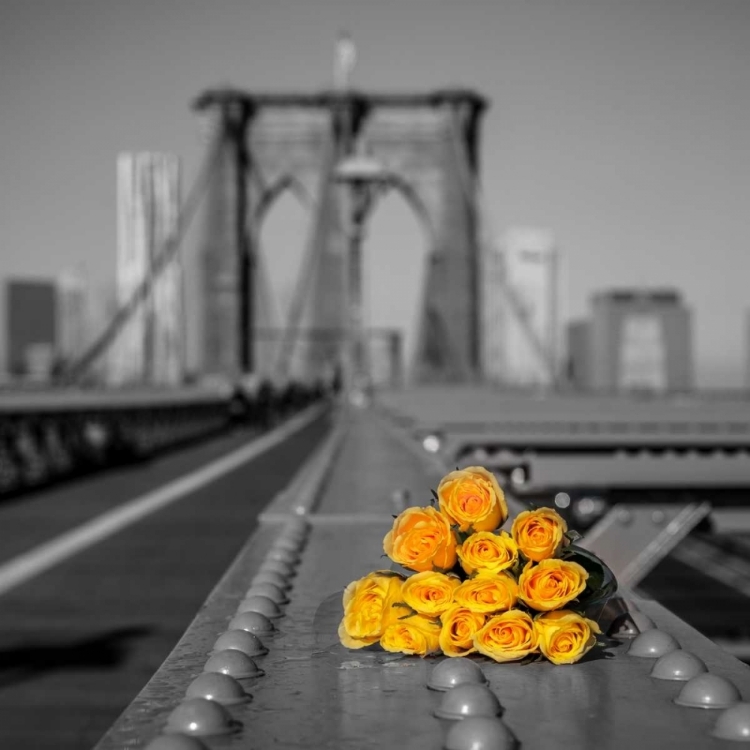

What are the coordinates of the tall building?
(565, 319, 591, 390)
(481, 243, 506, 383)
(583, 289, 693, 393)
(499, 227, 558, 387)
(56, 271, 88, 369)
(111, 152, 183, 386)
(5, 279, 57, 381)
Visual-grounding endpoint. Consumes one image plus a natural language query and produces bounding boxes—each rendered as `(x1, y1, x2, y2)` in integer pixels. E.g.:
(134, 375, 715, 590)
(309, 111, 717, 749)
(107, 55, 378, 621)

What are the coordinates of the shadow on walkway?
(0, 625, 153, 690)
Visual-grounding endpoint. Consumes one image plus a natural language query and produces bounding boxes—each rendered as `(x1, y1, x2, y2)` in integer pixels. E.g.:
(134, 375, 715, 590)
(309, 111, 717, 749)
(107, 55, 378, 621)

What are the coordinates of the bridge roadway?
(92, 401, 750, 750)
(0, 403, 333, 750)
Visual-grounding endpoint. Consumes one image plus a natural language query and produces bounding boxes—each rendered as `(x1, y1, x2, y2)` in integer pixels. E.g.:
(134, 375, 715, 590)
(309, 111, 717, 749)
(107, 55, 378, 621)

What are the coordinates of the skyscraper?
(111, 152, 183, 386)
(5, 279, 57, 381)
(587, 289, 693, 393)
(481, 242, 506, 383)
(499, 227, 558, 388)
(56, 271, 88, 369)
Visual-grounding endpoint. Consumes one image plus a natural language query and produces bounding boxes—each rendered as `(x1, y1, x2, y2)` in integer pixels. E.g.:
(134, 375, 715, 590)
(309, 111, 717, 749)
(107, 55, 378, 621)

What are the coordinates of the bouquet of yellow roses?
(338, 466, 617, 665)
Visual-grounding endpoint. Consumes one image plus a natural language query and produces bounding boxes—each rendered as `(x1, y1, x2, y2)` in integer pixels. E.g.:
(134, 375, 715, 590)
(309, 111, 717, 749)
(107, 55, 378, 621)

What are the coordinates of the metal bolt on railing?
(185, 672, 251, 706)
(204, 649, 264, 679)
(228, 610, 276, 636)
(164, 697, 237, 737)
(674, 673, 741, 710)
(650, 650, 708, 682)
(243, 581, 290, 605)
(236, 595, 285, 619)
(627, 629, 680, 658)
(211, 629, 268, 657)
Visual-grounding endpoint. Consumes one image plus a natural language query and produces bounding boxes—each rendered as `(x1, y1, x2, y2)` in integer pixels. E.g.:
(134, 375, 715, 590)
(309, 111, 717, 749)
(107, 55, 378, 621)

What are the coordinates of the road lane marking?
(0, 403, 329, 598)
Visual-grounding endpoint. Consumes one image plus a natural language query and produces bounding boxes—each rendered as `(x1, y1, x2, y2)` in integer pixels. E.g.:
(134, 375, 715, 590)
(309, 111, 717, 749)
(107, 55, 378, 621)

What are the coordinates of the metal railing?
(0, 378, 333, 498)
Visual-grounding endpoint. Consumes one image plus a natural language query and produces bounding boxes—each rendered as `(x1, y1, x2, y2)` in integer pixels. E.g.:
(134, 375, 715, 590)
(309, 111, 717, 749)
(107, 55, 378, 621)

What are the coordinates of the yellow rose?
(535, 610, 602, 665)
(338, 571, 405, 649)
(511, 507, 567, 562)
(383, 506, 457, 573)
(458, 531, 518, 576)
(452, 572, 518, 614)
(437, 466, 508, 532)
(473, 609, 539, 662)
(401, 571, 461, 616)
(439, 605, 486, 657)
(381, 614, 442, 656)
(517, 559, 588, 612)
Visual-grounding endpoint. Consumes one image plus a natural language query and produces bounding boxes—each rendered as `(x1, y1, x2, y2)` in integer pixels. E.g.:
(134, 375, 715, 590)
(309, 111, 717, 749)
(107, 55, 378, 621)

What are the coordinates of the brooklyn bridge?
(2, 18, 750, 750)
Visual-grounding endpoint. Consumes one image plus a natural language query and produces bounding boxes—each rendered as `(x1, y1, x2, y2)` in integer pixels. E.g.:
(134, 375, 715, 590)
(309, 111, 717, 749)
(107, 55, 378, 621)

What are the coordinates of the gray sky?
(1, 0, 749, 386)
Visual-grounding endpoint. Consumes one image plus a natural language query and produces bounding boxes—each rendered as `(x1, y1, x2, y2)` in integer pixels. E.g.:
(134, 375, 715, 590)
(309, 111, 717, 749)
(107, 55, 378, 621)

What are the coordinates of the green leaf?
(561, 545, 618, 606)
(512, 651, 543, 665)
(398, 610, 418, 621)
(454, 529, 472, 545)
(432, 565, 455, 575)
(377, 570, 406, 578)
(514, 601, 533, 615)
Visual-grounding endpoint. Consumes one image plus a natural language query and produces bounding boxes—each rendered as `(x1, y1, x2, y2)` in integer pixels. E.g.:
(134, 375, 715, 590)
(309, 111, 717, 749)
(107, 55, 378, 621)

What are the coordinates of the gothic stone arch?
(194, 88, 487, 383)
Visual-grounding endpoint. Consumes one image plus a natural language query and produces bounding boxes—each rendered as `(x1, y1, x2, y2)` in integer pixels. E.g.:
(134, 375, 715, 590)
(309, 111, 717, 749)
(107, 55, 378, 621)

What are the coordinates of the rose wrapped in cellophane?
(338, 465, 616, 665)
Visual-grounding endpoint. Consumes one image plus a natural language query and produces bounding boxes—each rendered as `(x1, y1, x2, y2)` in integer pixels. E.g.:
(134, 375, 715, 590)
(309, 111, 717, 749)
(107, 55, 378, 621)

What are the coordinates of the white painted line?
(0, 403, 328, 598)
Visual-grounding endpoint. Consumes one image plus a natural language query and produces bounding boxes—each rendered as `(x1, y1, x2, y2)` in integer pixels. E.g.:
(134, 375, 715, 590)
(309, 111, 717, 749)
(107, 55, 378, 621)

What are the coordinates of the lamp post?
(333, 151, 397, 398)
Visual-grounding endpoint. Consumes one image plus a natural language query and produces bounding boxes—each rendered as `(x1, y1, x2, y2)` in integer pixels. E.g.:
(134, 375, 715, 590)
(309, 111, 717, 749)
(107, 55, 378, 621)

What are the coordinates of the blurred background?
(2, 2, 750, 749)
(2, 0, 749, 390)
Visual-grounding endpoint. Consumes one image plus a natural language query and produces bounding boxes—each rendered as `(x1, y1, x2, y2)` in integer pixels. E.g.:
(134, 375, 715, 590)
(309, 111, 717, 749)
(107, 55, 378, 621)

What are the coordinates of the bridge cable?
(251, 174, 317, 363)
(274, 136, 345, 379)
(445, 114, 558, 384)
(60, 133, 224, 384)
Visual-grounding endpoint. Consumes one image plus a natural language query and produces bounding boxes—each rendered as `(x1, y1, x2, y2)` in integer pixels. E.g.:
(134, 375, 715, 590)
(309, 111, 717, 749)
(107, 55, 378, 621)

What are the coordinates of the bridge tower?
(193, 87, 487, 383)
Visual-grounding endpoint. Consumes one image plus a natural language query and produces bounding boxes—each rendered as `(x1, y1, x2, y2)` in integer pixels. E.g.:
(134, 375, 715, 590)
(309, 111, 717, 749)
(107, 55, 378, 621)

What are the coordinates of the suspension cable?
(445, 113, 558, 383)
(274, 137, 344, 378)
(60, 133, 224, 385)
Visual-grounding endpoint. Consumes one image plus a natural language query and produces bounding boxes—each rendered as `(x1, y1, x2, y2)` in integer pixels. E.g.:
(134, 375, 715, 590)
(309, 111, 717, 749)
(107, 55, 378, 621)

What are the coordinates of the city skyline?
(1, 1, 749, 386)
